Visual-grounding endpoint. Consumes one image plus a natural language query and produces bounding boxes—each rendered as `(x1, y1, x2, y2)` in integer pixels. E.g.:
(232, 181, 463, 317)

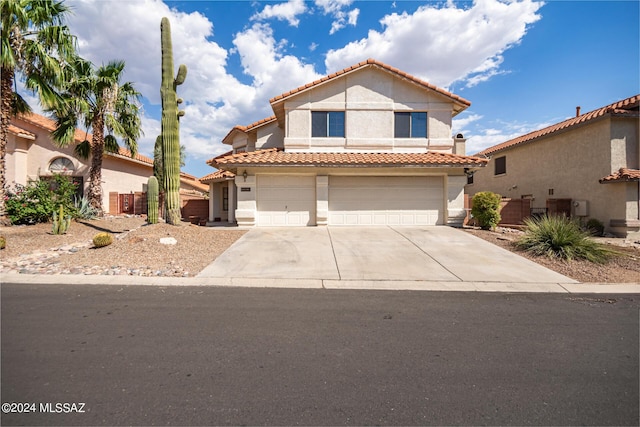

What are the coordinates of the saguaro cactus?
(160, 17, 187, 225)
(147, 175, 159, 224)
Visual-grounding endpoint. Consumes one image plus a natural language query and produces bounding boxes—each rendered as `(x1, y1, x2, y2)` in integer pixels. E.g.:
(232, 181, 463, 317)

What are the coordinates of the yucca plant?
(517, 214, 617, 263)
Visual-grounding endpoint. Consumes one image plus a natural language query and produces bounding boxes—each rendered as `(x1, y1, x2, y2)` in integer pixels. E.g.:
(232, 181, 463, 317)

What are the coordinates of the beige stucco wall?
(256, 122, 284, 150)
(467, 116, 640, 235)
(281, 67, 456, 153)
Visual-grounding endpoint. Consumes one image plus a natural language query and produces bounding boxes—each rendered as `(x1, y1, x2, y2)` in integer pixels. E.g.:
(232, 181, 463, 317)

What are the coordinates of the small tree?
(471, 191, 501, 230)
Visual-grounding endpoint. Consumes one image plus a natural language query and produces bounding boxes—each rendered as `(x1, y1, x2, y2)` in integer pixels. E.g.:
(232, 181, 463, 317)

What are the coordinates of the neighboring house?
(466, 95, 639, 238)
(6, 113, 208, 215)
(203, 59, 487, 227)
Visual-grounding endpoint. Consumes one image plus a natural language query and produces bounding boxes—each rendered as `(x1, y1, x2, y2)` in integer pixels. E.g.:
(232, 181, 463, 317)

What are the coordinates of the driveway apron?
(327, 227, 458, 281)
(197, 227, 340, 280)
(197, 226, 576, 284)
(392, 227, 575, 283)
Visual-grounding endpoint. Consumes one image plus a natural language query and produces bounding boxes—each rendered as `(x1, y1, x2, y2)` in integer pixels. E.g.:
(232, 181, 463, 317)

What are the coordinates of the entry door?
(257, 175, 316, 226)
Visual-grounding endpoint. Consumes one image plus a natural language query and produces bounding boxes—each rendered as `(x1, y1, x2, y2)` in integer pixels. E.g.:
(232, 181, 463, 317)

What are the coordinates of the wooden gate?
(119, 194, 134, 214)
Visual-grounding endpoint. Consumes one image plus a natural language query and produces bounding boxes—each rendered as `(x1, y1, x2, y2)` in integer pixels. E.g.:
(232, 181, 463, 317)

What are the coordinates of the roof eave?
(215, 162, 487, 169)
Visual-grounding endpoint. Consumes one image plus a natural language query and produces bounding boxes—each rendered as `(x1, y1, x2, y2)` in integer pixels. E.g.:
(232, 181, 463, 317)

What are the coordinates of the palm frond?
(50, 113, 79, 146)
(74, 139, 90, 160)
(104, 135, 120, 154)
(11, 92, 33, 115)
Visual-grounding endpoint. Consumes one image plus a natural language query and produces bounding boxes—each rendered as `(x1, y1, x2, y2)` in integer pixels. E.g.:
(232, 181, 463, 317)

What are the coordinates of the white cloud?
(452, 113, 483, 134)
(251, 0, 307, 27)
(325, 0, 543, 88)
(315, 0, 360, 34)
(465, 119, 555, 155)
(232, 23, 322, 101)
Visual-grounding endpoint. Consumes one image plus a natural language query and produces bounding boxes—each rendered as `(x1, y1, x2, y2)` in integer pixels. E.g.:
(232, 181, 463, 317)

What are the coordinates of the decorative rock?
(160, 237, 178, 245)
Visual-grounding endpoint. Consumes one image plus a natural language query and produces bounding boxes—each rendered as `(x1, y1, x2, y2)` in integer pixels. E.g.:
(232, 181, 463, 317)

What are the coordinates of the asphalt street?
(1, 283, 638, 426)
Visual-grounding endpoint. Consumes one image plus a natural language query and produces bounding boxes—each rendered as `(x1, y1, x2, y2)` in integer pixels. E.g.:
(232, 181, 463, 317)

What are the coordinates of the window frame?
(394, 112, 428, 138)
(311, 111, 345, 138)
(494, 156, 507, 176)
(222, 186, 229, 211)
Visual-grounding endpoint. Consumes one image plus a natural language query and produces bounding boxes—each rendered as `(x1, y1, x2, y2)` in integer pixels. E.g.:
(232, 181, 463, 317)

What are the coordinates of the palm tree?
(51, 57, 142, 216)
(0, 0, 77, 223)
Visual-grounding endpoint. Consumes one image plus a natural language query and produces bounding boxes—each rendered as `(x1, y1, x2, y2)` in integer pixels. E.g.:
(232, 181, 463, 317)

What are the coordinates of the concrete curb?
(2, 273, 639, 293)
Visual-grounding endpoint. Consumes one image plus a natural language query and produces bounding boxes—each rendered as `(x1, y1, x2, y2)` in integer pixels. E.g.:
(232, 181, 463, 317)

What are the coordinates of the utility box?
(574, 200, 588, 217)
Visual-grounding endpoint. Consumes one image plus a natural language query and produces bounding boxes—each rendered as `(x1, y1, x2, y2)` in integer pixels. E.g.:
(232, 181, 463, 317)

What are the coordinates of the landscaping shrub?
(471, 191, 502, 230)
(5, 175, 78, 224)
(517, 214, 616, 263)
(586, 218, 605, 236)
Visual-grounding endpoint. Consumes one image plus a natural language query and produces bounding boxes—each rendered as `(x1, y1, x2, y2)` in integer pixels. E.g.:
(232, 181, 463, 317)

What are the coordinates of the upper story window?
(494, 156, 506, 175)
(312, 111, 345, 137)
(394, 112, 427, 138)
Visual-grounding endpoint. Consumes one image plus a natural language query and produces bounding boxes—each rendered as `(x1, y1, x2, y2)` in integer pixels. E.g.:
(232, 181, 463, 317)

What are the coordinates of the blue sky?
(31, 0, 640, 178)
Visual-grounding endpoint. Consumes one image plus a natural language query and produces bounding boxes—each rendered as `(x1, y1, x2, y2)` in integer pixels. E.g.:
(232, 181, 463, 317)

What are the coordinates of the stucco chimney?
(576, 106, 581, 117)
(453, 133, 466, 156)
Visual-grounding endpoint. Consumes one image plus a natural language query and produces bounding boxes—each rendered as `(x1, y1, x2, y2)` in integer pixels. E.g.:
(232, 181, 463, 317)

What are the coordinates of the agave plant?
(74, 196, 98, 219)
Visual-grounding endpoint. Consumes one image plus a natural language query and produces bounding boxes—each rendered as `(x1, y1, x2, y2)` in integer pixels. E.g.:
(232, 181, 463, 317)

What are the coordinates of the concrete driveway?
(198, 226, 576, 285)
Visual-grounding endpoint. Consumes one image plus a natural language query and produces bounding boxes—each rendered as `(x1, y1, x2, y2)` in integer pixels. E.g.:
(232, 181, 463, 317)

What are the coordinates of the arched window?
(49, 157, 75, 173)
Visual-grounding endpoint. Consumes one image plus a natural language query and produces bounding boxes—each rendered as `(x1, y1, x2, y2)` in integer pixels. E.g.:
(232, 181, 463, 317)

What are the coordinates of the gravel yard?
(465, 227, 640, 283)
(1, 218, 638, 282)
(0, 217, 246, 277)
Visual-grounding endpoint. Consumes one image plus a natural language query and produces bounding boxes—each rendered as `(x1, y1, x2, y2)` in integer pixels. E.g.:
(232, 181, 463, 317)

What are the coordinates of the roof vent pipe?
(576, 106, 581, 117)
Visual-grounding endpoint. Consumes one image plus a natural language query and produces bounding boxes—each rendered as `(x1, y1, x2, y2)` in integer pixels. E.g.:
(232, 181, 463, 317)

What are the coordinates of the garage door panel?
(329, 176, 443, 226)
(257, 175, 316, 226)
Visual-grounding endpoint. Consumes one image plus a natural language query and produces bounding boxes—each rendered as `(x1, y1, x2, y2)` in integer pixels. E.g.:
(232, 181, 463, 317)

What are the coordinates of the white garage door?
(329, 176, 444, 225)
(257, 175, 316, 226)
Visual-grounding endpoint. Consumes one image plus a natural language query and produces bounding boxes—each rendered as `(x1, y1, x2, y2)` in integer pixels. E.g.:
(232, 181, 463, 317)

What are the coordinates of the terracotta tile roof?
(7, 124, 36, 140)
(18, 112, 94, 143)
(210, 148, 488, 168)
(222, 116, 277, 144)
(200, 170, 236, 184)
(599, 168, 640, 183)
(269, 58, 471, 109)
(14, 112, 155, 163)
(112, 147, 154, 165)
(206, 150, 234, 165)
(13, 112, 202, 188)
(479, 94, 640, 156)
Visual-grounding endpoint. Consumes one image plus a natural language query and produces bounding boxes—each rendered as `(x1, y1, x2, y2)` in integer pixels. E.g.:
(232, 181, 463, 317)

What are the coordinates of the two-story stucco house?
(6, 113, 208, 215)
(203, 59, 487, 227)
(466, 95, 639, 238)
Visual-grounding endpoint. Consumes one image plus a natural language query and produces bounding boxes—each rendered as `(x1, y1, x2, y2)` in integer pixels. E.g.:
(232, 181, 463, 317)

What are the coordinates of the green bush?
(471, 191, 502, 230)
(586, 218, 605, 236)
(517, 214, 616, 263)
(5, 175, 78, 225)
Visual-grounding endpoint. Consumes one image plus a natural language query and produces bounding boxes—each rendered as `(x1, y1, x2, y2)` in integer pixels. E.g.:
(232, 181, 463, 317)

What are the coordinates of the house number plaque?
(241, 187, 251, 192)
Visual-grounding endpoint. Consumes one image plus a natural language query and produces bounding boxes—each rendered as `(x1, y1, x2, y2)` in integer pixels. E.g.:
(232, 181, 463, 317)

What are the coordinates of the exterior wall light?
(242, 170, 248, 182)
